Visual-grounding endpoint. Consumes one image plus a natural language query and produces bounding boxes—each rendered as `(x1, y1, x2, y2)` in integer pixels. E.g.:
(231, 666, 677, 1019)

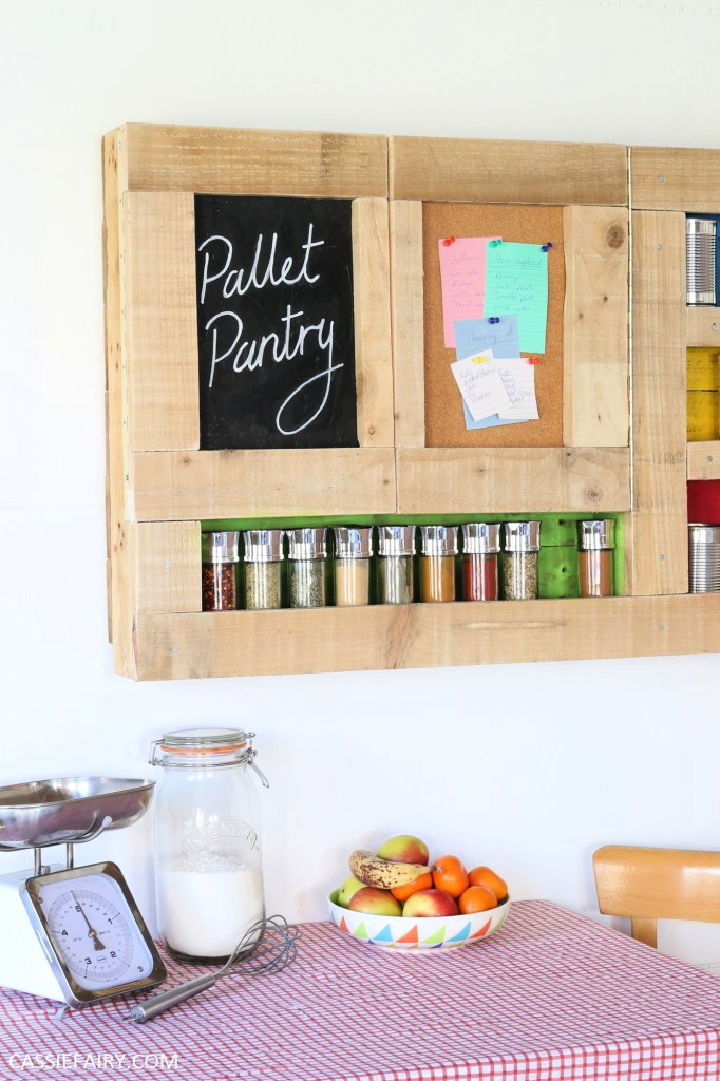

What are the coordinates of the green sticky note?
(484, 243, 548, 354)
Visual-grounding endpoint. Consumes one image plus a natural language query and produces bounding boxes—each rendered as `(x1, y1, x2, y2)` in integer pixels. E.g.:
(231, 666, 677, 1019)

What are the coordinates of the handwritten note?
(450, 350, 512, 421)
(484, 243, 548, 354)
(438, 237, 500, 348)
(454, 316, 523, 431)
(454, 315, 520, 362)
(495, 359, 539, 421)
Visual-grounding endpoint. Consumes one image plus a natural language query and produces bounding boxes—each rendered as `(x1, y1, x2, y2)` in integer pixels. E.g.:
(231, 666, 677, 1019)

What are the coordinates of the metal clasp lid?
(149, 727, 269, 787)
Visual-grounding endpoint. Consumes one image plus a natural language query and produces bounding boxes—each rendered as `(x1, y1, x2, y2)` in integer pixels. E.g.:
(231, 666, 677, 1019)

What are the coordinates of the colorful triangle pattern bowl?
(328, 892, 511, 951)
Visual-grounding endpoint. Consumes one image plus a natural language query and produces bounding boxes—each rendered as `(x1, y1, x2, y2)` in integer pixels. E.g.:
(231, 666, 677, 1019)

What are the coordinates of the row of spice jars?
(202, 519, 615, 610)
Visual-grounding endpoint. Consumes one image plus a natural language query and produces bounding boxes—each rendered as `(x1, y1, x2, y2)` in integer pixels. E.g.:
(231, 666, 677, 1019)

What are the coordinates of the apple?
(402, 889, 459, 917)
(336, 875, 365, 908)
(377, 834, 430, 866)
(347, 887, 403, 917)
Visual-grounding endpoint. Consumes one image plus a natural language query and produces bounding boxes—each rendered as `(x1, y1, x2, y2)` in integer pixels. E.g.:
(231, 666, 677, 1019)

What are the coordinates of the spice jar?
(461, 523, 500, 602)
(419, 525, 458, 603)
(377, 525, 415, 604)
(286, 528, 327, 608)
(202, 531, 240, 611)
(243, 529, 284, 610)
(579, 519, 615, 598)
(150, 727, 269, 964)
(333, 527, 373, 606)
(503, 521, 540, 601)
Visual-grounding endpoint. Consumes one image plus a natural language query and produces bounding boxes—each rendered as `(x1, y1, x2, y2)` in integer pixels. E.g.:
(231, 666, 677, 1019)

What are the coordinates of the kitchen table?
(0, 900, 718, 1080)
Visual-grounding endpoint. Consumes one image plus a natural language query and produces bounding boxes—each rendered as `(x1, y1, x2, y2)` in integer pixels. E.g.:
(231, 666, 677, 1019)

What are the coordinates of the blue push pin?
(541, 242, 553, 252)
(488, 317, 500, 324)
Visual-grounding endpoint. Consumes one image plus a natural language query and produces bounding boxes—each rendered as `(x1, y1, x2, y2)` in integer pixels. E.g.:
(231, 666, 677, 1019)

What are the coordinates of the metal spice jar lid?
(378, 524, 416, 557)
(202, 531, 240, 564)
(285, 527, 327, 560)
(333, 526, 374, 558)
(419, 525, 458, 556)
(461, 522, 500, 555)
(243, 529, 283, 563)
(504, 521, 541, 553)
(579, 519, 615, 551)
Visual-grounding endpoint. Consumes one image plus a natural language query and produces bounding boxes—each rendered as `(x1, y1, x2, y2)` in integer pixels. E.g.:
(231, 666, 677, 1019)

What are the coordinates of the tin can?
(688, 523, 720, 592)
(686, 218, 716, 305)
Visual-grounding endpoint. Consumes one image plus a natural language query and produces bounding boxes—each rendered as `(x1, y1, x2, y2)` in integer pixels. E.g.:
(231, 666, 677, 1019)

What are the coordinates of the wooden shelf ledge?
(687, 441, 720, 480)
(130, 593, 719, 680)
(687, 307, 720, 348)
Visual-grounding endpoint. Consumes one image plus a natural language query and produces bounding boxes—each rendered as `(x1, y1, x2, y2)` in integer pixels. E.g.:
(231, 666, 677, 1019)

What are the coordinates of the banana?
(348, 849, 429, 889)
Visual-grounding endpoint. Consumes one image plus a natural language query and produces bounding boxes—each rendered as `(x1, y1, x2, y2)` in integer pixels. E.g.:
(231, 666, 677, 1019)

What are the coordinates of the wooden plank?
(687, 307, 720, 347)
(628, 212, 688, 595)
(396, 448, 630, 514)
(564, 206, 629, 447)
(631, 147, 720, 212)
(118, 123, 387, 198)
(123, 192, 199, 451)
(352, 198, 394, 447)
(390, 137, 628, 205)
(104, 128, 138, 677)
(132, 449, 397, 520)
(687, 440, 720, 480)
(136, 521, 202, 613)
(133, 593, 720, 680)
(390, 201, 425, 448)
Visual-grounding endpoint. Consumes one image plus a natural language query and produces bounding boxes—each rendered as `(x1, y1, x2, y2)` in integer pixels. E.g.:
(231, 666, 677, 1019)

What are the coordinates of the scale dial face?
(26, 863, 163, 997)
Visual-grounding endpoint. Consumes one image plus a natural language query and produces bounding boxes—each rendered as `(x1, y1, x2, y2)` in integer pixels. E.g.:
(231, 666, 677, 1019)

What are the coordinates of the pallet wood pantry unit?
(103, 124, 720, 680)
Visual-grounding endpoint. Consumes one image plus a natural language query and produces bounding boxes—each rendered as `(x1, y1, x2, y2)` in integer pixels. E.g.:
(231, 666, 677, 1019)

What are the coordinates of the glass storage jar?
(333, 526, 373, 606)
(243, 529, 284, 610)
(202, 531, 240, 611)
(150, 727, 269, 964)
(503, 521, 541, 600)
(286, 528, 327, 608)
(579, 519, 615, 598)
(461, 523, 500, 601)
(377, 525, 415, 604)
(419, 525, 457, 602)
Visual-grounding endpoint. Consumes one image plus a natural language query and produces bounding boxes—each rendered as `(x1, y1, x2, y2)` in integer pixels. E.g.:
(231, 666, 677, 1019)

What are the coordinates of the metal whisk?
(126, 914, 299, 1023)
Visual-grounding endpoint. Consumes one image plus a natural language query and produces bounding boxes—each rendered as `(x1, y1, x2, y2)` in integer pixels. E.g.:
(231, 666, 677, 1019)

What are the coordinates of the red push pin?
(527, 355, 542, 365)
(442, 236, 456, 246)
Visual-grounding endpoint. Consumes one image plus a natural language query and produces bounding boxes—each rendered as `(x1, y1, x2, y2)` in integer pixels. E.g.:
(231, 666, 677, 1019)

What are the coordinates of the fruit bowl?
(328, 891, 511, 951)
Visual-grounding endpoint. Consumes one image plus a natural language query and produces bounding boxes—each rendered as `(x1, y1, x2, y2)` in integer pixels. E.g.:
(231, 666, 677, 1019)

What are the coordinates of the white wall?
(2, 0, 720, 965)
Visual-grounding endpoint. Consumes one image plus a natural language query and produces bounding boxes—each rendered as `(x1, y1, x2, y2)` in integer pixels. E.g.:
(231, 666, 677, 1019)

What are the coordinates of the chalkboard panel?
(195, 194, 358, 450)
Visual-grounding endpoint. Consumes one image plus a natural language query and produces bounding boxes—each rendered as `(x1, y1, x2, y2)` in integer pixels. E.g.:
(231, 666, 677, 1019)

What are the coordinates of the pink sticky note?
(438, 236, 501, 348)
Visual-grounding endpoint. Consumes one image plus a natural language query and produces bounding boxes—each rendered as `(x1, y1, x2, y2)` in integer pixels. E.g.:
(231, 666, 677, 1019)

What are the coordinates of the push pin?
(442, 236, 456, 246)
(488, 317, 500, 324)
(489, 239, 502, 247)
(527, 355, 542, 365)
(472, 354, 490, 364)
(541, 242, 553, 252)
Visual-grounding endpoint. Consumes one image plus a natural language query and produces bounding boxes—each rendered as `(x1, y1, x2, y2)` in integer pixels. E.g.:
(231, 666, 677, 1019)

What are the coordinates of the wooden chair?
(593, 845, 720, 948)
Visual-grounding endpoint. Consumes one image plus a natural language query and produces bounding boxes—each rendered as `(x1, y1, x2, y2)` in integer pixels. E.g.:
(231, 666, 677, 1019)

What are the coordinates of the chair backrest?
(593, 845, 720, 948)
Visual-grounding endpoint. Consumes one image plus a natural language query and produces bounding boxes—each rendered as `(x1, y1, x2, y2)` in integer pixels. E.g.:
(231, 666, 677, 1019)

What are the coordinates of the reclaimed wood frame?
(104, 125, 720, 680)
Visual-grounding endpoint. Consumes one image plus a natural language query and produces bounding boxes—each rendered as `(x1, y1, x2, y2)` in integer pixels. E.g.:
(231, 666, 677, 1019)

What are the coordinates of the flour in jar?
(159, 853, 264, 958)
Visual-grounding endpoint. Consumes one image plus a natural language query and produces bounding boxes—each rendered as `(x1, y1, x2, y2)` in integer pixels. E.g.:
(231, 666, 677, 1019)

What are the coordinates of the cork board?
(423, 204, 565, 448)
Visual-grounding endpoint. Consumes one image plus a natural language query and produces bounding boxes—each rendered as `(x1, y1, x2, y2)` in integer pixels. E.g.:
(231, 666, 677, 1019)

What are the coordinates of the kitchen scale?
(0, 777, 166, 1006)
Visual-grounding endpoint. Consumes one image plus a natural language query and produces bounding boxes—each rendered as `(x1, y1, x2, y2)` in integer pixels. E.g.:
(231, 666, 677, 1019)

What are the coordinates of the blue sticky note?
(453, 316, 523, 430)
(484, 242, 548, 354)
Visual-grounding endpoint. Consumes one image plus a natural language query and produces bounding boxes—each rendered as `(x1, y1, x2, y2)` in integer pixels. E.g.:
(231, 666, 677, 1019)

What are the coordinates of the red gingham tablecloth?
(0, 900, 718, 1081)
